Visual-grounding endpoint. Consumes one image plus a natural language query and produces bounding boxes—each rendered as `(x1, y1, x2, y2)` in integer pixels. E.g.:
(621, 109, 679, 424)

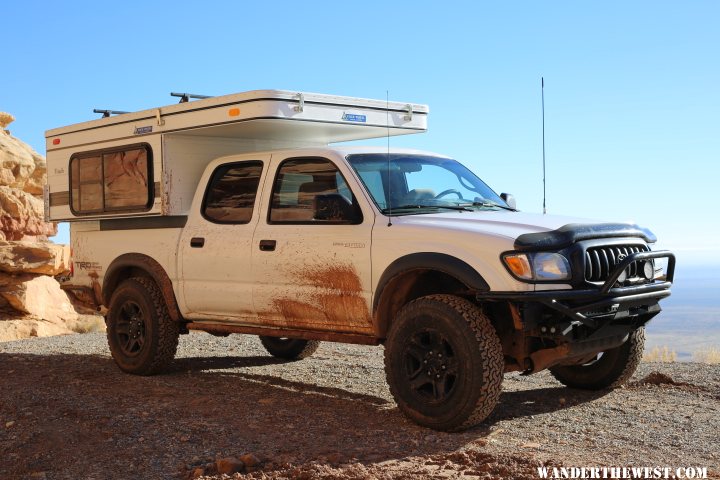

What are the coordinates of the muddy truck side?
(46, 90, 674, 431)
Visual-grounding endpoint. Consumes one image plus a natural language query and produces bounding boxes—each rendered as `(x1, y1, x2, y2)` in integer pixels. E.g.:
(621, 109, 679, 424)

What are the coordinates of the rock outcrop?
(0, 112, 104, 341)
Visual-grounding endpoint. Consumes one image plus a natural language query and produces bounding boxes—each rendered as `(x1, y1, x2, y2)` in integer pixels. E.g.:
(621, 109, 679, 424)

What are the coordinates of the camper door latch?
(404, 104, 413, 121)
(294, 93, 304, 113)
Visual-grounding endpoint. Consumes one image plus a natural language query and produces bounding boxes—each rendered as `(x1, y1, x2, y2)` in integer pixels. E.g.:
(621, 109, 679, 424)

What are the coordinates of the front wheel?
(259, 336, 320, 360)
(106, 277, 180, 375)
(549, 327, 645, 390)
(384, 294, 504, 431)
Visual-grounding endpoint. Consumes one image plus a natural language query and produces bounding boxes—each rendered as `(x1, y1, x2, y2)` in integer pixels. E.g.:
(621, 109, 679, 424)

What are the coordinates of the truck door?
(251, 154, 375, 335)
(179, 157, 268, 320)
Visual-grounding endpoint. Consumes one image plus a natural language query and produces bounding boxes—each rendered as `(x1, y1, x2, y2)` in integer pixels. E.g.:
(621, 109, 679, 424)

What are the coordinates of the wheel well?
(103, 253, 183, 323)
(103, 266, 153, 302)
(375, 269, 472, 338)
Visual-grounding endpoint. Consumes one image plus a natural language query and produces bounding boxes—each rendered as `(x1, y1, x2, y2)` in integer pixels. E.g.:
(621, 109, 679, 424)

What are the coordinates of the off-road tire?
(106, 277, 180, 375)
(384, 294, 504, 432)
(259, 336, 320, 360)
(549, 327, 645, 390)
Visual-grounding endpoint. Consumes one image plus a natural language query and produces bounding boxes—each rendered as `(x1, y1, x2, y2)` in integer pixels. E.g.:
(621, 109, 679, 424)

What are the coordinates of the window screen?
(202, 161, 263, 224)
(70, 144, 152, 214)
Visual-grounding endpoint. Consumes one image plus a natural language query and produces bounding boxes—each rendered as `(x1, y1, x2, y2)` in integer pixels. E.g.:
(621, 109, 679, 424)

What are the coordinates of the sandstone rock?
(0, 127, 42, 191)
(239, 453, 260, 467)
(0, 318, 73, 342)
(0, 114, 101, 343)
(0, 241, 70, 275)
(0, 274, 77, 324)
(0, 112, 14, 129)
(0, 186, 56, 240)
(216, 457, 245, 475)
(24, 155, 47, 196)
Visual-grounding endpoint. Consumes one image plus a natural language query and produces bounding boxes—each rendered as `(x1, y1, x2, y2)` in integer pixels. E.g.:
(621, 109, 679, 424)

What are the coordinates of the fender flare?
(373, 252, 490, 315)
(103, 253, 182, 322)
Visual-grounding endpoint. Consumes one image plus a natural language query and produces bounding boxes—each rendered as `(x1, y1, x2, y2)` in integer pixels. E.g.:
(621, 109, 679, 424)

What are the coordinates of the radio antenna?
(542, 77, 547, 215)
(386, 90, 393, 226)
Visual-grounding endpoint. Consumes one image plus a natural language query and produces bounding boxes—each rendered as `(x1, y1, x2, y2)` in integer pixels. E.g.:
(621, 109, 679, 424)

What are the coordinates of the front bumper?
(478, 250, 675, 371)
(478, 250, 675, 328)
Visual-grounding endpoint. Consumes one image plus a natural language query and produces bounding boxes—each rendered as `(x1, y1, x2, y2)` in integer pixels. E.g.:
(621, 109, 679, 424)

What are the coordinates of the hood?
(393, 211, 655, 250)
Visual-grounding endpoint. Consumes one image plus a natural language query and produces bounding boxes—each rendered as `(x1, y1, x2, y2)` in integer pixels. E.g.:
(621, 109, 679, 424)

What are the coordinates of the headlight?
(503, 252, 571, 281)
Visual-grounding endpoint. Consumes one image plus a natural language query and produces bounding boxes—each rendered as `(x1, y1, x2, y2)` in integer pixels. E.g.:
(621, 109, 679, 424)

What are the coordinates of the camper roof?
(45, 89, 428, 151)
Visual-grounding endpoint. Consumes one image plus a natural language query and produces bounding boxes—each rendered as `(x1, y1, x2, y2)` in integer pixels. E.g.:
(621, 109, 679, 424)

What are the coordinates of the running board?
(185, 322, 380, 345)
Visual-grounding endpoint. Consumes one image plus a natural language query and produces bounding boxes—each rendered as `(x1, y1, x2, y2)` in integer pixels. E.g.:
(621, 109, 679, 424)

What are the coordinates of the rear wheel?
(106, 277, 179, 375)
(384, 294, 504, 431)
(259, 336, 320, 360)
(549, 327, 645, 390)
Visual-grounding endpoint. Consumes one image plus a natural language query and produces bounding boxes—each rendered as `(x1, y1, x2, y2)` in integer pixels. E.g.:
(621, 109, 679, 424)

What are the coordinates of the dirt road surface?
(1, 332, 718, 479)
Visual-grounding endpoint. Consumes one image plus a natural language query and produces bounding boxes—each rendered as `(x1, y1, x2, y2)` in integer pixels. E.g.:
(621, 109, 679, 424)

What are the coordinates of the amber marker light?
(503, 254, 532, 280)
(228, 108, 240, 117)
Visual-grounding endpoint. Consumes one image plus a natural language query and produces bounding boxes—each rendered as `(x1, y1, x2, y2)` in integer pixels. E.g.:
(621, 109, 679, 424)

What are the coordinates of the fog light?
(617, 268, 628, 283)
(642, 260, 655, 279)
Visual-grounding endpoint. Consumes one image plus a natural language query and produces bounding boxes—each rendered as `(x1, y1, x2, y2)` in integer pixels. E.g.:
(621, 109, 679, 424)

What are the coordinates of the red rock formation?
(0, 113, 103, 341)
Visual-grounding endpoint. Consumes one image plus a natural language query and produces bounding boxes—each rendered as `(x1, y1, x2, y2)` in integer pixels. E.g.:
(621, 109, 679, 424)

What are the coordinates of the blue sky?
(3, 1, 718, 264)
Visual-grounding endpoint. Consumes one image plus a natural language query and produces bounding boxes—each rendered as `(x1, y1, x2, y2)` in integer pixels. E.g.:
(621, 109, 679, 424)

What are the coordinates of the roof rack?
(170, 92, 213, 103)
(92, 109, 129, 118)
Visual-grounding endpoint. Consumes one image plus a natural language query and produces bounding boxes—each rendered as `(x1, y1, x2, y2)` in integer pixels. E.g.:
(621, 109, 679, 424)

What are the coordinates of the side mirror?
(500, 193, 517, 210)
(313, 194, 361, 223)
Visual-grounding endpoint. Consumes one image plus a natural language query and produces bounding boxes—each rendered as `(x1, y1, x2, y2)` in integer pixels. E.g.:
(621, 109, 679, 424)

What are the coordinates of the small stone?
(5, 421, 14, 428)
(216, 457, 244, 475)
(204, 462, 218, 475)
(191, 467, 205, 479)
(559, 398, 566, 406)
(180, 435, 190, 442)
(239, 453, 260, 468)
(325, 452, 345, 465)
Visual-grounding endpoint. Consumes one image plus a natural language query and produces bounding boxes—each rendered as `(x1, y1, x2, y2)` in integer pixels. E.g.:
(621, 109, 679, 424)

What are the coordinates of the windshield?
(347, 154, 509, 215)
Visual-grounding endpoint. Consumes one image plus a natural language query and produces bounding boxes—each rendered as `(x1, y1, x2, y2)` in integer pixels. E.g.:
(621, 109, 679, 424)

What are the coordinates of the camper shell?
(45, 89, 428, 222)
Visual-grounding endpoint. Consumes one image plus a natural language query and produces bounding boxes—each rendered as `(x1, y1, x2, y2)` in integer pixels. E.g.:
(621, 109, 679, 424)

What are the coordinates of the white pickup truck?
(45, 90, 675, 431)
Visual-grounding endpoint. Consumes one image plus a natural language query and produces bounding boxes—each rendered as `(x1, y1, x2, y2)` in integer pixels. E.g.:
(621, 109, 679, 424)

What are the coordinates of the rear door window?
(202, 161, 263, 224)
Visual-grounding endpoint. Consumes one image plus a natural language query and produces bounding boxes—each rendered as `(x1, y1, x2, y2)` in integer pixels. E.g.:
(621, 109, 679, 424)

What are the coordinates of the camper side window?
(202, 161, 263, 224)
(69, 144, 152, 214)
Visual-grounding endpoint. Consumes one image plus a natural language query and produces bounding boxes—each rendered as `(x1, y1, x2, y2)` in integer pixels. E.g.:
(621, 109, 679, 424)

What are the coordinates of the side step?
(185, 323, 380, 345)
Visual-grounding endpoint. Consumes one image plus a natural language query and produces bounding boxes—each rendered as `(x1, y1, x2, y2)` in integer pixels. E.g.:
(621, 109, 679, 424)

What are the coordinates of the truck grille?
(584, 245, 649, 282)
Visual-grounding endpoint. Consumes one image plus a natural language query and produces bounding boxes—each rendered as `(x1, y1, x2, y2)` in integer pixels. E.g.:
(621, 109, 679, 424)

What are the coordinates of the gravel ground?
(1, 332, 718, 479)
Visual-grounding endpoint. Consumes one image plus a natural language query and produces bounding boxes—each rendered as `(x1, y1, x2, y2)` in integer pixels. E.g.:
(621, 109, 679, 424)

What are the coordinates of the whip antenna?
(386, 90, 392, 226)
(542, 77, 547, 215)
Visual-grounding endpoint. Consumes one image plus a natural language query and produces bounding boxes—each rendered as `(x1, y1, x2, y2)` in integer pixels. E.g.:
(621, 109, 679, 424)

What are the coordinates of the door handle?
(190, 237, 205, 248)
(259, 239, 276, 251)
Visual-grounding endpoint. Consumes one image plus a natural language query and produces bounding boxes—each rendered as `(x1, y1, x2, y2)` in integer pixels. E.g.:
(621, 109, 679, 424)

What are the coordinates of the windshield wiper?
(381, 204, 474, 214)
(464, 201, 517, 212)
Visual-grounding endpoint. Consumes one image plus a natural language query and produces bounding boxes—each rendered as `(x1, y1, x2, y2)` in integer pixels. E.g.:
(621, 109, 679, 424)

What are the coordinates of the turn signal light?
(504, 254, 532, 280)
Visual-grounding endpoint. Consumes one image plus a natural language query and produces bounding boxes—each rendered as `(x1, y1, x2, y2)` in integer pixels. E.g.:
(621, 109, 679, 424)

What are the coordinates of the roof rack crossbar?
(93, 109, 130, 118)
(170, 92, 213, 103)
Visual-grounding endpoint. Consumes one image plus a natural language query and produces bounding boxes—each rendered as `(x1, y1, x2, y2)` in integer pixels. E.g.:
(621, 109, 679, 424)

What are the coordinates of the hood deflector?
(513, 223, 656, 251)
